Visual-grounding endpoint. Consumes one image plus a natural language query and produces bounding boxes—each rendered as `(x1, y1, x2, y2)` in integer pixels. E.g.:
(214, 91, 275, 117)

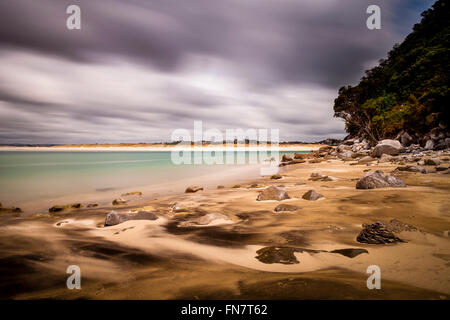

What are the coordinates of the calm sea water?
(0, 150, 308, 213)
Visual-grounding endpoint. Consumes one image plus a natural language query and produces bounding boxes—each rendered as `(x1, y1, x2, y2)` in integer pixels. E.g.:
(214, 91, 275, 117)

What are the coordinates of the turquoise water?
(0, 150, 308, 212)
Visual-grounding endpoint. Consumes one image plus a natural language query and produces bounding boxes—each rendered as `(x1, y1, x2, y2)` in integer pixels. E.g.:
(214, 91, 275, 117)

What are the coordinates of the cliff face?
(333, 0, 449, 145)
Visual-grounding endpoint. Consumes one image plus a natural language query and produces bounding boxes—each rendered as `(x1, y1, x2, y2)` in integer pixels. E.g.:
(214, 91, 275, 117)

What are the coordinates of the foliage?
(333, 0, 449, 141)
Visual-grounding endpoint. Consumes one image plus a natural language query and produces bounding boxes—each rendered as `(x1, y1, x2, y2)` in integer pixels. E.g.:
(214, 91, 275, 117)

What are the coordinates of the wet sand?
(0, 156, 449, 299)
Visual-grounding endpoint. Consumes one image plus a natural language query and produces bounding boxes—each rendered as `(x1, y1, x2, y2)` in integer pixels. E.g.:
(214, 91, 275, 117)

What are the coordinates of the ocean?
(0, 150, 309, 214)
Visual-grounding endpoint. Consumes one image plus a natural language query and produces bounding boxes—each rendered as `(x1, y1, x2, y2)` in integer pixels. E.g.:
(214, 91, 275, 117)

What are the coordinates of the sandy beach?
(0, 150, 449, 299)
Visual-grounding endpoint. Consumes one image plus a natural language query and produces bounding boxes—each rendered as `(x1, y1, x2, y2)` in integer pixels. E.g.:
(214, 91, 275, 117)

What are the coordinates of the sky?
(0, 0, 436, 144)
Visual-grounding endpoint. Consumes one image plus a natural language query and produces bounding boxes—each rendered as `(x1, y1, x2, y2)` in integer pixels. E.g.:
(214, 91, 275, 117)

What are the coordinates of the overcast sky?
(0, 0, 435, 144)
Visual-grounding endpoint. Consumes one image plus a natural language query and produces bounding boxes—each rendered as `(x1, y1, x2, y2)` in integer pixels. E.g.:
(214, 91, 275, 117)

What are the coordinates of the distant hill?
(333, 0, 449, 142)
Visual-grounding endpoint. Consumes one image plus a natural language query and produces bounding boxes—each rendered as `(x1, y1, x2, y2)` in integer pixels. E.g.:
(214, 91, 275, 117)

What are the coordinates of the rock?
(112, 198, 128, 205)
(430, 127, 445, 140)
(424, 139, 434, 150)
(356, 222, 404, 244)
(293, 153, 307, 159)
(424, 158, 440, 166)
(196, 213, 231, 226)
(372, 139, 403, 157)
(395, 165, 427, 173)
(318, 146, 334, 153)
(400, 132, 413, 146)
(281, 154, 293, 162)
(356, 170, 406, 189)
(257, 186, 290, 201)
(217, 185, 225, 189)
(249, 183, 264, 188)
(255, 246, 302, 264)
(358, 156, 375, 164)
(104, 210, 158, 226)
(0, 206, 22, 214)
(232, 184, 241, 188)
(49, 203, 82, 213)
(170, 202, 188, 213)
(273, 204, 299, 212)
(185, 186, 203, 193)
(379, 154, 393, 163)
(343, 139, 355, 146)
(87, 203, 98, 208)
(270, 174, 283, 180)
(436, 166, 448, 171)
(301, 190, 323, 201)
(121, 191, 142, 196)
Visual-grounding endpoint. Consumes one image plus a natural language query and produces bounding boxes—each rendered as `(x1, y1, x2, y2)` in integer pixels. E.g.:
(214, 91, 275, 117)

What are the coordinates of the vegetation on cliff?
(334, 0, 449, 142)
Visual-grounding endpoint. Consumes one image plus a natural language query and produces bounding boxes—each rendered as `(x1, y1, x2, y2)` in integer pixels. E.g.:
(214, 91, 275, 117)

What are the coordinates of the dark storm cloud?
(0, 0, 432, 143)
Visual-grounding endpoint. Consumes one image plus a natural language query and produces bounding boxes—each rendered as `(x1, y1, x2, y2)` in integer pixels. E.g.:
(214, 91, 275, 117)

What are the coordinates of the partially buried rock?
(217, 185, 225, 189)
(185, 186, 203, 193)
(424, 158, 440, 166)
(281, 154, 293, 162)
(112, 198, 127, 205)
(274, 204, 299, 212)
(302, 190, 323, 201)
(87, 203, 98, 208)
(49, 203, 82, 213)
(104, 210, 158, 226)
(180, 213, 232, 227)
(255, 246, 302, 264)
(270, 174, 283, 180)
(356, 170, 406, 189)
(256, 186, 290, 201)
(357, 222, 404, 244)
(358, 156, 374, 164)
(121, 191, 142, 196)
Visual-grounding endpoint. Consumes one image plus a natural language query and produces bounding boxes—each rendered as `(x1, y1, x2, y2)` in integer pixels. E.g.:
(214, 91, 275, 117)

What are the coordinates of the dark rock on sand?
(49, 203, 82, 213)
(435, 166, 448, 172)
(87, 203, 98, 208)
(356, 222, 404, 244)
(396, 165, 427, 173)
(281, 154, 293, 162)
(257, 186, 290, 201)
(185, 186, 203, 193)
(293, 153, 307, 159)
(121, 191, 143, 196)
(274, 204, 299, 212)
(271, 174, 283, 180)
(217, 185, 225, 189)
(330, 248, 368, 258)
(424, 158, 441, 166)
(104, 210, 158, 226)
(255, 246, 303, 264)
(356, 170, 406, 189)
(112, 198, 128, 205)
(302, 190, 323, 201)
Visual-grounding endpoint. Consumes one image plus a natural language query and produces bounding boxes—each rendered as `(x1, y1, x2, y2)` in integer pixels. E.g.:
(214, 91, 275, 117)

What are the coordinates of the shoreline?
(0, 148, 449, 299)
(0, 145, 324, 152)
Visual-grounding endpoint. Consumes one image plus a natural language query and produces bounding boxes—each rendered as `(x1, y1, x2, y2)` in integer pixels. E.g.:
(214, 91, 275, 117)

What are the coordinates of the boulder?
(273, 204, 300, 212)
(400, 132, 413, 146)
(372, 139, 403, 157)
(256, 186, 290, 201)
(112, 198, 128, 205)
(356, 222, 404, 244)
(356, 170, 406, 189)
(104, 210, 158, 226)
(185, 186, 203, 193)
(424, 139, 434, 150)
(301, 190, 323, 201)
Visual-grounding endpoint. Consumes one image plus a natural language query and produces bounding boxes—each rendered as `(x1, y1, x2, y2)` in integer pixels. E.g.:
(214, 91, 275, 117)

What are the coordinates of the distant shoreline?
(0, 144, 325, 152)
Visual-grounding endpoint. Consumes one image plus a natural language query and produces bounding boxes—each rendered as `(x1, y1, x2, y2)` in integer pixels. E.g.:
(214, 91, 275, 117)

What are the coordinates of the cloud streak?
(0, 0, 434, 143)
